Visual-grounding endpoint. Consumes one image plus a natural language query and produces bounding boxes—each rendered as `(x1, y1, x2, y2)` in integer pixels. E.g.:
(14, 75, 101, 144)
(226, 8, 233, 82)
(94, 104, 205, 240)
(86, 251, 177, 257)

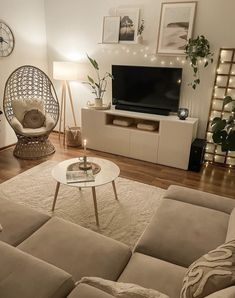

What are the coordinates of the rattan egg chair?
(3, 65, 59, 159)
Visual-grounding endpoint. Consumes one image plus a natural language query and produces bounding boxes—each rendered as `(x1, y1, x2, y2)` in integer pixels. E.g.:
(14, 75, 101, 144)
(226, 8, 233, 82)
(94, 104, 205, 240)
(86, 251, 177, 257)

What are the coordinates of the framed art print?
(157, 2, 197, 55)
(102, 16, 120, 44)
(116, 8, 140, 44)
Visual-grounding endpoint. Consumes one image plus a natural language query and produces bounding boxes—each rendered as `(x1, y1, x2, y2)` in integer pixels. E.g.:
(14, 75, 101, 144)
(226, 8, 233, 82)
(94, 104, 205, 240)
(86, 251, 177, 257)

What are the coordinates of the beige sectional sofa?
(0, 185, 235, 298)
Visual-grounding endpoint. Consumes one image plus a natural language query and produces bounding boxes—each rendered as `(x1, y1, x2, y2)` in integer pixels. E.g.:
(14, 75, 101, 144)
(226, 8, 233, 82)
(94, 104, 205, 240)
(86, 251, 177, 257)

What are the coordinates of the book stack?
(66, 169, 95, 184)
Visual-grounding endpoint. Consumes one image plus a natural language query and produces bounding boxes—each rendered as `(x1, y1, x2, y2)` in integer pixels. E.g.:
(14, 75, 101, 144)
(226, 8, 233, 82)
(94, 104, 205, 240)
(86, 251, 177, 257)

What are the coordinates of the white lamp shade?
(53, 61, 80, 81)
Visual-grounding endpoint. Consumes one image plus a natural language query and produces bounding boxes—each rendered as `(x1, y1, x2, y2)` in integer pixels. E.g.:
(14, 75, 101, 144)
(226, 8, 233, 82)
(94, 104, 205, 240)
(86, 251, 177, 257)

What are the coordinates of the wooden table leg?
(112, 180, 118, 200)
(92, 187, 99, 226)
(52, 182, 60, 211)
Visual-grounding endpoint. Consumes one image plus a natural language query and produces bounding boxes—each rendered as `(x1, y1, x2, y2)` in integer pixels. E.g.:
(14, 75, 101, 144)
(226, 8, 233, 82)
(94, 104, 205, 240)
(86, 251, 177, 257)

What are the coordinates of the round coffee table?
(51, 157, 120, 226)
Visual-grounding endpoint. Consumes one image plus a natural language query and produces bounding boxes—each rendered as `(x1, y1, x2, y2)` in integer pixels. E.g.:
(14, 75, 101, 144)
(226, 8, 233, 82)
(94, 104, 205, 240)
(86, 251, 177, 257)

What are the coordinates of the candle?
(84, 139, 87, 156)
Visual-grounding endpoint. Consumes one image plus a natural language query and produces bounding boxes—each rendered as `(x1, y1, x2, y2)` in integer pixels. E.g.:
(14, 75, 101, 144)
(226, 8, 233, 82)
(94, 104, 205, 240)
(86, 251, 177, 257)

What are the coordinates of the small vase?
(137, 35, 143, 44)
(95, 98, 103, 107)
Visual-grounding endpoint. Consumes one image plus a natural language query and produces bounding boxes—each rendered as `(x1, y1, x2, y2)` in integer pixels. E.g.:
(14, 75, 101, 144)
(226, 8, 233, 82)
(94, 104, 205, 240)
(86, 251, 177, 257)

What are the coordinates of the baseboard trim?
(0, 143, 16, 151)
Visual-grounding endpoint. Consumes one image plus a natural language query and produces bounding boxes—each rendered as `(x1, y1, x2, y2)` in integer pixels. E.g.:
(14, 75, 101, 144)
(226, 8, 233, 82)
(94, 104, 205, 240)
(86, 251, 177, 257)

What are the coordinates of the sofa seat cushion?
(118, 252, 186, 298)
(68, 284, 115, 298)
(135, 198, 229, 268)
(0, 197, 50, 246)
(226, 208, 235, 242)
(18, 217, 132, 281)
(0, 241, 74, 298)
(205, 286, 235, 298)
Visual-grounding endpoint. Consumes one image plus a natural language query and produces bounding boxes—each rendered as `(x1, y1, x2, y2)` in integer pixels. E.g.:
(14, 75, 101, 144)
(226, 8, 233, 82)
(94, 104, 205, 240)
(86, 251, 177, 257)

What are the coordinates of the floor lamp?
(53, 62, 79, 145)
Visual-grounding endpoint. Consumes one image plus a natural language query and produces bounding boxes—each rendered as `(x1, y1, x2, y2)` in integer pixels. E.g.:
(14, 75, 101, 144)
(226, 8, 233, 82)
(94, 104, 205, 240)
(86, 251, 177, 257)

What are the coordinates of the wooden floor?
(0, 133, 234, 199)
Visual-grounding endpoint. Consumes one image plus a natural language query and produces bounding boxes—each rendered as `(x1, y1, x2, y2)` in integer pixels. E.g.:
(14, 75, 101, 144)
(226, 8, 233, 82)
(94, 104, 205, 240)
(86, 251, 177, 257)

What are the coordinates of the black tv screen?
(112, 65, 182, 113)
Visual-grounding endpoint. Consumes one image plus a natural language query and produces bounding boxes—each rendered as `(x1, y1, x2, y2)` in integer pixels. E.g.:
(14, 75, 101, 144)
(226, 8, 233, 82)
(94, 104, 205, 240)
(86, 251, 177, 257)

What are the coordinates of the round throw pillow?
(23, 109, 45, 129)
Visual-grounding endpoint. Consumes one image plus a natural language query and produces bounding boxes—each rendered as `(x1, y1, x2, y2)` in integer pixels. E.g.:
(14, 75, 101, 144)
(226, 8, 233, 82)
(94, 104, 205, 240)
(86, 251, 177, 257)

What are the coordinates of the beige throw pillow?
(181, 240, 235, 298)
(78, 277, 169, 298)
(12, 99, 44, 123)
(23, 109, 45, 128)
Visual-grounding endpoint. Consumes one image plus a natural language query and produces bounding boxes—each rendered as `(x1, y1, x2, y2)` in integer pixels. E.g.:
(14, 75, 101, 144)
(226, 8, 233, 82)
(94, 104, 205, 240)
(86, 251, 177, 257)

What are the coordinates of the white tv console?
(81, 108, 198, 170)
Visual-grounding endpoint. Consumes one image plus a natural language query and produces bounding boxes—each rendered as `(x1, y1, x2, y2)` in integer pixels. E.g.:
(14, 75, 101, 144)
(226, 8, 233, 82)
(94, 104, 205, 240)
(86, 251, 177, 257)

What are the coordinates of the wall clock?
(0, 21, 15, 57)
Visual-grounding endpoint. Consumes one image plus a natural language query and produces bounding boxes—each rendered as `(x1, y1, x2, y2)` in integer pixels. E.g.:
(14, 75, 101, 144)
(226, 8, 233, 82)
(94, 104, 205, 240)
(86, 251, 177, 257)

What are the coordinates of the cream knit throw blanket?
(78, 277, 169, 298)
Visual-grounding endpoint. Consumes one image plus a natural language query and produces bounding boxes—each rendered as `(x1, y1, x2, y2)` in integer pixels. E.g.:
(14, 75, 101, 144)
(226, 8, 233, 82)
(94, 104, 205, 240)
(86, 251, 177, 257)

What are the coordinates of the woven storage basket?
(66, 126, 82, 147)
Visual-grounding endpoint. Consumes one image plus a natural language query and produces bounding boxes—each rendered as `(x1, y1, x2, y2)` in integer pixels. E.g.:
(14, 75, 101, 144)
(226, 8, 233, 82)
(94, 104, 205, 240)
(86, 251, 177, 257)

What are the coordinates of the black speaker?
(188, 138, 207, 172)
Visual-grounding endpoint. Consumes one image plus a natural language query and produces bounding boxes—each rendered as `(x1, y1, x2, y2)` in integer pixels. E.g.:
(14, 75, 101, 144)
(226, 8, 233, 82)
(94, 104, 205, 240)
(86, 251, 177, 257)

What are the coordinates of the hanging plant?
(211, 96, 235, 152)
(137, 19, 145, 36)
(185, 35, 214, 89)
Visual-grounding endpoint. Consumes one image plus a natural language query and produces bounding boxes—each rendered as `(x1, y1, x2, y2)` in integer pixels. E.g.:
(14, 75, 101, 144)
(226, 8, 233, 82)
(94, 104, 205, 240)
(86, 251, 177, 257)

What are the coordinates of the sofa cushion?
(118, 252, 186, 298)
(0, 241, 74, 298)
(68, 284, 114, 298)
(204, 286, 235, 297)
(165, 185, 235, 214)
(135, 198, 229, 268)
(77, 276, 169, 298)
(181, 240, 235, 298)
(18, 217, 132, 281)
(226, 208, 235, 242)
(0, 197, 50, 246)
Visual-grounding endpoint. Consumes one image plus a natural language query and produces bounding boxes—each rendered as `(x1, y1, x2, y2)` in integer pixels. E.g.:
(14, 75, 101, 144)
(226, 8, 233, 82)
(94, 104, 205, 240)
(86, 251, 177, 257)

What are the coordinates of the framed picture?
(102, 16, 120, 44)
(116, 8, 140, 44)
(157, 2, 197, 55)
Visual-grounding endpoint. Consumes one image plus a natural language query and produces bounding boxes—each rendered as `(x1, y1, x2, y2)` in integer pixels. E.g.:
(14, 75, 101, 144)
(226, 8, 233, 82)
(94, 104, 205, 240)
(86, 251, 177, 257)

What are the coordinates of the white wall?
(44, 0, 235, 138)
(0, 0, 48, 148)
(1, 0, 235, 148)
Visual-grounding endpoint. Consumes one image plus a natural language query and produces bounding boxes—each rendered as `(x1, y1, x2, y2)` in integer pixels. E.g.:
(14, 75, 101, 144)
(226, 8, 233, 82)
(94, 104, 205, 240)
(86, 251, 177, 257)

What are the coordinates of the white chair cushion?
(12, 99, 44, 123)
(11, 114, 55, 136)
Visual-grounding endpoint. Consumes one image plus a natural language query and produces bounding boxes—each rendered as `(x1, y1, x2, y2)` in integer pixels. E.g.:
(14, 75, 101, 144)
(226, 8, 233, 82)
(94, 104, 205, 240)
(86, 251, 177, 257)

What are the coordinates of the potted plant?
(86, 55, 113, 107)
(211, 96, 235, 151)
(137, 19, 144, 44)
(185, 35, 214, 89)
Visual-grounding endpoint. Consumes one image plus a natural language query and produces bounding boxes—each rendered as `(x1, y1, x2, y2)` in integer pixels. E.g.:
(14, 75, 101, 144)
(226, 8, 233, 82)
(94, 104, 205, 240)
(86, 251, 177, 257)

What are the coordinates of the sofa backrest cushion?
(0, 197, 50, 246)
(0, 241, 75, 298)
(226, 208, 235, 243)
(180, 240, 235, 298)
(135, 198, 229, 268)
(165, 185, 235, 215)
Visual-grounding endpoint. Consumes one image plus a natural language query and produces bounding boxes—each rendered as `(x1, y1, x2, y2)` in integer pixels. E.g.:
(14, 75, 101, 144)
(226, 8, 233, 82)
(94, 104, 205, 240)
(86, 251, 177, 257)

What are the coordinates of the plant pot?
(95, 98, 103, 107)
(137, 35, 143, 44)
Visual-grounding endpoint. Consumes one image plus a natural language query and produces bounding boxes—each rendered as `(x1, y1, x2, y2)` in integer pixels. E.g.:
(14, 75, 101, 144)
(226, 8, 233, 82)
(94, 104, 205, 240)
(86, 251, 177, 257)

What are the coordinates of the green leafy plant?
(185, 35, 214, 89)
(211, 96, 235, 151)
(85, 54, 113, 99)
(138, 19, 144, 35)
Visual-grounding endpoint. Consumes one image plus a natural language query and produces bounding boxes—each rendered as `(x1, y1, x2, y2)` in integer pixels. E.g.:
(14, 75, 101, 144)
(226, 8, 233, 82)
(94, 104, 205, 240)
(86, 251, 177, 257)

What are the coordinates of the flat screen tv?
(112, 65, 182, 115)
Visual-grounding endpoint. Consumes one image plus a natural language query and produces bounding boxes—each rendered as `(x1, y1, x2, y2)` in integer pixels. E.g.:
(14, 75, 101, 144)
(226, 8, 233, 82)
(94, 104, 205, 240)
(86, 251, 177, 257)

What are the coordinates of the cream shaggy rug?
(0, 161, 165, 248)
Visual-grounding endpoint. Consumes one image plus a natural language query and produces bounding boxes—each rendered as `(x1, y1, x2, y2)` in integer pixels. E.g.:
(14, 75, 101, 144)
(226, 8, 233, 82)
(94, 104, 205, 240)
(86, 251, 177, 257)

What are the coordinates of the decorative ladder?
(205, 48, 235, 168)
